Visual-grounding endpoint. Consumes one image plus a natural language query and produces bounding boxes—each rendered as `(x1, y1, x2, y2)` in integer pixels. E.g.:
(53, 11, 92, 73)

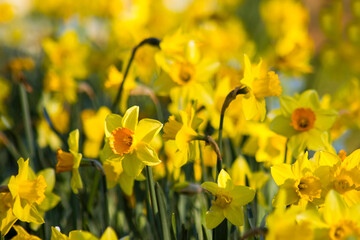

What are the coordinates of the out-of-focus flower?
(163, 104, 202, 168)
(56, 129, 83, 194)
(0, 3, 14, 23)
(81, 106, 111, 158)
(102, 106, 162, 177)
(240, 54, 282, 121)
(298, 190, 360, 240)
(201, 169, 255, 229)
(271, 89, 337, 157)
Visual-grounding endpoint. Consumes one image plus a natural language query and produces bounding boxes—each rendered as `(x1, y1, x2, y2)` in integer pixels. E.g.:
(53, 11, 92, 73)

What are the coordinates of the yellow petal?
(69, 231, 97, 240)
(223, 204, 244, 226)
(135, 143, 161, 166)
(68, 129, 79, 153)
(217, 169, 233, 189)
(122, 153, 145, 177)
(201, 182, 219, 195)
(134, 119, 162, 143)
(122, 106, 139, 132)
(119, 173, 135, 196)
(323, 190, 346, 225)
(100, 227, 118, 240)
(271, 164, 295, 186)
(71, 169, 83, 194)
(230, 186, 255, 206)
(105, 114, 122, 138)
(51, 226, 68, 240)
(205, 205, 225, 229)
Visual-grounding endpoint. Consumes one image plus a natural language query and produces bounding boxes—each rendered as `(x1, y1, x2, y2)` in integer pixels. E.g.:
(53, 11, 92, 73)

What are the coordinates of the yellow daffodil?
(201, 169, 255, 229)
(298, 190, 360, 240)
(271, 152, 322, 206)
(56, 129, 83, 194)
(163, 105, 202, 168)
(102, 106, 162, 177)
(0, 3, 13, 23)
(315, 149, 360, 206)
(271, 89, 337, 157)
(240, 54, 282, 121)
(7, 158, 46, 225)
(11, 225, 41, 240)
(81, 106, 111, 158)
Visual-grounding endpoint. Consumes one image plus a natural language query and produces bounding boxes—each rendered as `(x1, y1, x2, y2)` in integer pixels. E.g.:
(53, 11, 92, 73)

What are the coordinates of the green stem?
(155, 182, 171, 240)
(111, 37, 161, 113)
(19, 84, 35, 159)
(80, 158, 110, 229)
(145, 165, 161, 238)
(193, 135, 222, 172)
(217, 86, 248, 175)
(198, 141, 207, 182)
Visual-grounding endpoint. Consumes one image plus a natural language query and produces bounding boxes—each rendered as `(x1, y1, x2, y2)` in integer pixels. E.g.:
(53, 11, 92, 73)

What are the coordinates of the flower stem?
(193, 135, 222, 173)
(111, 37, 161, 113)
(145, 165, 161, 238)
(217, 86, 248, 174)
(155, 182, 171, 240)
(80, 158, 110, 229)
(19, 83, 35, 159)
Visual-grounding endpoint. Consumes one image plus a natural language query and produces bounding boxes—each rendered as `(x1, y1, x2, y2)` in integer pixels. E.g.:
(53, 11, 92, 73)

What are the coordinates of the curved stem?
(111, 37, 161, 113)
(217, 86, 248, 174)
(193, 135, 222, 169)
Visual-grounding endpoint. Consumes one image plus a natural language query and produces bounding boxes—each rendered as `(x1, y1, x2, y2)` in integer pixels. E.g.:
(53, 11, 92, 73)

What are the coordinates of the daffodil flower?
(241, 54, 282, 121)
(56, 129, 83, 194)
(11, 225, 41, 240)
(102, 106, 162, 177)
(51, 226, 119, 240)
(7, 158, 47, 227)
(271, 89, 337, 157)
(201, 169, 255, 229)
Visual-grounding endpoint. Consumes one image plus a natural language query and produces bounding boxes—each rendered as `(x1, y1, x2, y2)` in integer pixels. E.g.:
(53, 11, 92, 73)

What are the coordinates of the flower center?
(329, 220, 360, 240)
(109, 127, 134, 155)
(338, 150, 347, 161)
(171, 62, 195, 85)
(290, 108, 316, 131)
(56, 148, 74, 173)
(296, 175, 321, 201)
(333, 178, 355, 194)
(214, 192, 232, 208)
(18, 175, 47, 204)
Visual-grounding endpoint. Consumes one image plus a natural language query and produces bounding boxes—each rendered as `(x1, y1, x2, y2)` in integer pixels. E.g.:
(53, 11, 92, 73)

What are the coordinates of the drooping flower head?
(56, 129, 83, 194)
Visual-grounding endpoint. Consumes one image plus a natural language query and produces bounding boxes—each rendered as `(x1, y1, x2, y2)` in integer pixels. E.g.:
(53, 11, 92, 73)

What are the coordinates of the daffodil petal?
(223, 204, 244, 226)
(205, 205, 225, 229)
(100, 227, 118, 240)
(230, 186, 255, 206)
(105, 114, 123, 138)
(122, 106, 139, 132)
(271, 164, 295, 186)
(119, 173, 135, 196)
(280, 96, 299, 117)
(270, 115, 297, 137)
(122, 153, 144, 177)
(68, 129, 79, 153)
(71, 169, 83, 194)
(136, 143, 161, 166)
(323, 190, 346, 225)
(314, 109, 337, 131)
(134, 119, 162, 143)
(69, 231, 98, 240)
(217, 169, 233, 189)
(201, 182, 219, 195)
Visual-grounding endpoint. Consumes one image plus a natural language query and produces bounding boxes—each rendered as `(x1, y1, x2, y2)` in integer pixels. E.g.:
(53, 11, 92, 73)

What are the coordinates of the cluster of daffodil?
(2, 0, 360, 239)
